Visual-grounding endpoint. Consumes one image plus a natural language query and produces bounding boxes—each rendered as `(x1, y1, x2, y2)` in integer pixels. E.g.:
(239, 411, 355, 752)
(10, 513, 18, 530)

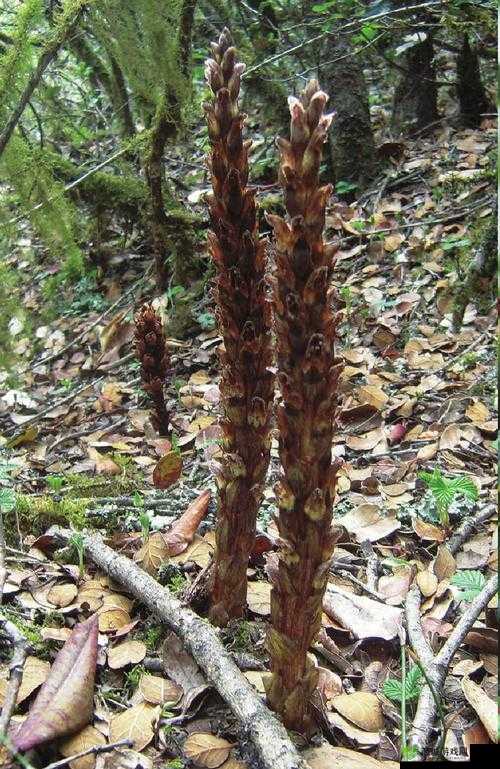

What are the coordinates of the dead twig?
(48, 527, 308, 769)
(42, 738, 133, 769)
(405, 573, 498, 760)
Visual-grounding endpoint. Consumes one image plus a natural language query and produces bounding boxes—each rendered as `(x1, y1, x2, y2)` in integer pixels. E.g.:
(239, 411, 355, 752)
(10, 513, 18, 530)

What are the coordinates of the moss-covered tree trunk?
(456, 34, 490, 128)
(321, 35, 377, 194)
(392, 33, 438, 132)
(453, 207, 497, 331)
(145, 0, 198, 290)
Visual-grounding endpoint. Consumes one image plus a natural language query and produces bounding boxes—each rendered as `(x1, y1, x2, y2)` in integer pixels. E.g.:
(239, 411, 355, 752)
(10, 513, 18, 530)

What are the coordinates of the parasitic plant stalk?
(135, 304, 170, 437)
(265, 80, 343, 734)
(204, 29, 274, 626)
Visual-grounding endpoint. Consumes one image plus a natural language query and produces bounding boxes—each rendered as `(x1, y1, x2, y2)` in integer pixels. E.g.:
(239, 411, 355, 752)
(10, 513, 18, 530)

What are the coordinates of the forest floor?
(0, 114, 497, 769)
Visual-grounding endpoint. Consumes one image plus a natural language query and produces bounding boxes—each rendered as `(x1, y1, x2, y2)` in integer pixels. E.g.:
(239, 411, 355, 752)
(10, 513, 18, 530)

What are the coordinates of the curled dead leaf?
(12, 615, 98, 751)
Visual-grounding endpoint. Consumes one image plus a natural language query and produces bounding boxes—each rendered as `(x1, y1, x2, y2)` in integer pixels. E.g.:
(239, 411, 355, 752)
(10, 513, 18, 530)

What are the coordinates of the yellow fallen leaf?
(183, 733, 233, 768)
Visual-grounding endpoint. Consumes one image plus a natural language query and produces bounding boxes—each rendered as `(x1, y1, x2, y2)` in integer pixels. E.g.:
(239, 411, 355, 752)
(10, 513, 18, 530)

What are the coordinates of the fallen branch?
(405, 573, 498, 760)
(447, 504, 495, 556)
(48, 527, 308, 769)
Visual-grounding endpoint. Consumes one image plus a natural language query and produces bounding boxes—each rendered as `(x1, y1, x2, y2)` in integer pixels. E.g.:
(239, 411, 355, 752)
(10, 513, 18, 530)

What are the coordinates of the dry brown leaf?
(12, 615, 98, 751)
(108, 640, 146, 670)
(331, 691, 384, 732)
(164, 490, 211, 555)
(346, 428, 385, 451)
(323, 585, 403, 641)
(341, 504, 401, 543)
(466, 399, 490, 424)
(98, 608, 131, 633)
(138, 674, 183, 705)
(60, 726, 106, 769)
(0, 656, 49, 706)
(317, 666, 343, 704)
(439, 425, 462, 450)
(183, 733, 233, 768)
(170, 534, 214, 568)
(87, 447, 120, 475)
(412, 517, 446, 543)
(247, 581, 272, 616)
(416, 571, 438, 597)
(152, 451, 182, 489)
(461, 677, 497, 742)
(355, 385, 388, 410)
(377, 569, 412, 606)
(47, 583, 78, 608)
(109, 703, 160, 751)
(383, 233, 404, 252)
(134, 532, 169, 575)
(433, 546, 456, 581)
(327, 711, 380, 746)
(416, 442, 438, 460)
(304, 744, 398, 769)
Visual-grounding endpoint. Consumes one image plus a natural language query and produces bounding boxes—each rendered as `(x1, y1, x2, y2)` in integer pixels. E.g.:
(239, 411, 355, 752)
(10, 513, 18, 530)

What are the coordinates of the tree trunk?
(453, 207, 497, 331)
(456, 34, 490, 128)
(321, 35, 377, 195)
(392, 32, 438, 132)
(144, 0, 197, 290)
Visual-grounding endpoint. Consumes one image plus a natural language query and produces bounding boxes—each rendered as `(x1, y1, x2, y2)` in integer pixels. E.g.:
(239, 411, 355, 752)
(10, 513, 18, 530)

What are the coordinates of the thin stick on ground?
(42, 738, 133, 769)
(48, 527, 308, 769)
(405, 572, 498, 760)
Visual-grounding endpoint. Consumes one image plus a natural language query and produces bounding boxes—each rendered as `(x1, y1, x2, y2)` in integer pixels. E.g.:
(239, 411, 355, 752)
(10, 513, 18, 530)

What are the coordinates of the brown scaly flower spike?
(134, 304, 170, 437)
(265, 81, 343, 733)
(204, 29, 274, 626)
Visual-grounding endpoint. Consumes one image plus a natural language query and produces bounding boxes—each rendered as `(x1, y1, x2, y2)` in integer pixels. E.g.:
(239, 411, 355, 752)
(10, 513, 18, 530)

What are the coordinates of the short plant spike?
(134, 304, 170, 437)
(265, 80, 343, 733)
(204, 29, 274, 626)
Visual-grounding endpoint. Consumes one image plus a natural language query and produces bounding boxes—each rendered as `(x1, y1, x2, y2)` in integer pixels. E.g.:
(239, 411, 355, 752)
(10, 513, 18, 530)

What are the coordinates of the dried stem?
(0, 614, 30, 736)
(265, 80, 342, 733)
(134, 304, 170, 436)
(204, 29, 274, 625)
(405, 573, 498, 759)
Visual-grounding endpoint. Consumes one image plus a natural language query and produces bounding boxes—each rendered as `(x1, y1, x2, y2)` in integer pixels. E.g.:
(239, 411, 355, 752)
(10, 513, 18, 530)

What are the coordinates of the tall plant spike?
(134, 304, 170, 437)
(204, 29, 274, 626)
(265, 80, 343, 733)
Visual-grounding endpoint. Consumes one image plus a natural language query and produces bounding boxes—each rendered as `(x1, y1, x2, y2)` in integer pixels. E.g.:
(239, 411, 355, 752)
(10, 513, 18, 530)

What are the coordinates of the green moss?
(13, 493, 88, 535)
(0, 609, 54, 660)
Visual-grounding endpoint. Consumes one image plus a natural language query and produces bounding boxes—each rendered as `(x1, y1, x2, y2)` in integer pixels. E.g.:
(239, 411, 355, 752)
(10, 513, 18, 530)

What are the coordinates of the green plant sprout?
(69, 531, 85, 580)
(418, 469, 478, 526)
(138, 509, 151, 543)
(46, 475, 65, 493)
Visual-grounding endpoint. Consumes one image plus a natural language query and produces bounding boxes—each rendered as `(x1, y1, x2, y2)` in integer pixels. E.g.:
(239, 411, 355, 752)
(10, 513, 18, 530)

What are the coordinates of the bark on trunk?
(456, 34, 490, 128)
(453, 206, 497, 331)
(48, 527, 308, 769)
(321, 35, 377, 194)
(392, 32, 438, 132)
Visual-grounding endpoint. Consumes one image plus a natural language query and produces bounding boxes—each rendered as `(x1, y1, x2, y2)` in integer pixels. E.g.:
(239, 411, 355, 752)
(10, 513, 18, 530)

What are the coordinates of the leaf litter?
(0, 100, 497, 769)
